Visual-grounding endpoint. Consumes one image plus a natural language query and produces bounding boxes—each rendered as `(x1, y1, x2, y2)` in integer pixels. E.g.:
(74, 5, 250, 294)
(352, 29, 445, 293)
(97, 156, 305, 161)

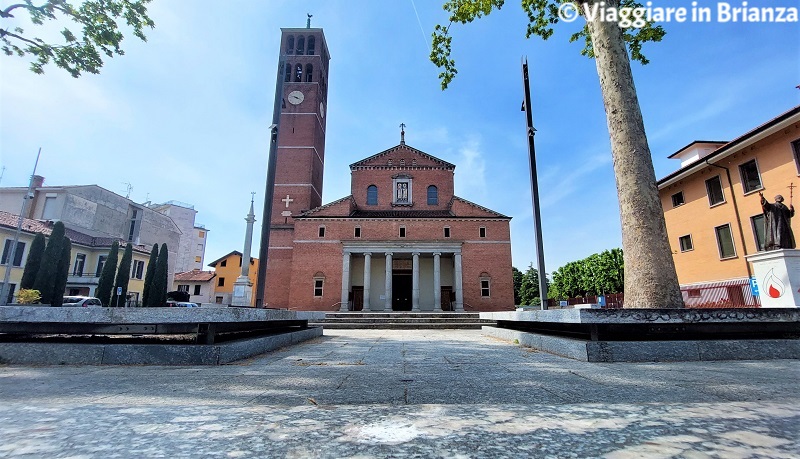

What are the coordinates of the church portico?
(339, 243, 463, 312)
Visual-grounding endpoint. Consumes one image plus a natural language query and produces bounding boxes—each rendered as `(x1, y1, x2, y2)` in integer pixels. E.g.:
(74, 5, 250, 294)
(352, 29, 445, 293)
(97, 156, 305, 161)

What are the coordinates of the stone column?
(363, 253, 372, 312)
(411, 252, 420, 311)
(384, 252, 393, 311)
(433, 252, 442, 312)
(340, 251, 351, 311)
(454, 252, 464, 312)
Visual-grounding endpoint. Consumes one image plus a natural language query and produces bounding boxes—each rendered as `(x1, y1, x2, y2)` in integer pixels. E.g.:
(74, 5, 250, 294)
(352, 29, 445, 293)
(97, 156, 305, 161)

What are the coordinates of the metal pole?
(0, 148, 41, 305)
(521, 60, 548, 309)
(255, 56, 286, 307)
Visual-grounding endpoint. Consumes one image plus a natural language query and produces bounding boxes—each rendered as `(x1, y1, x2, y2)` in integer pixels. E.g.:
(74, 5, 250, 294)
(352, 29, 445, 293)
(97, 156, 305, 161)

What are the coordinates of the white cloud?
(539, 152, 612, 208)
(453, 136, 488, 202)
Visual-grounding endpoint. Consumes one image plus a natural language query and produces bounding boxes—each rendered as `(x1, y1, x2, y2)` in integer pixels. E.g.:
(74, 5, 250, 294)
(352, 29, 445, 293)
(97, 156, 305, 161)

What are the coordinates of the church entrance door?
(392, 270, 412, 311)
(441, 287, 453, 311)
(352, 286, 364, 311)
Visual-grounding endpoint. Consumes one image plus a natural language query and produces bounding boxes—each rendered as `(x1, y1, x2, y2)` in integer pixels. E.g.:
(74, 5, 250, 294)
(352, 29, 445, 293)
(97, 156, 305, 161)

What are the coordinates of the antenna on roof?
(0, 166, 5, 186)
(123, 182, 133, 199)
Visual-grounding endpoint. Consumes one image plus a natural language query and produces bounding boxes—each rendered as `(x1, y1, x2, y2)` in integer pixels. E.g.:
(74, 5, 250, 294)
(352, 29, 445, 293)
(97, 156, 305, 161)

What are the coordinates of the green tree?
(51, 236, 71, 307)
(519, 264, 548, 306)
(95, 240, 119, 306)
(20, 232, 45, 289)
(112, 243, 132, 307)
(32, 220, 65, 304)
(549, 249, 625, 299)
(431, 0, 682, 308)
(148, 242, 168, 307)
(1, 0, 155, 77)
(141, 243, 158, 307)
(512, 266, 523, 305)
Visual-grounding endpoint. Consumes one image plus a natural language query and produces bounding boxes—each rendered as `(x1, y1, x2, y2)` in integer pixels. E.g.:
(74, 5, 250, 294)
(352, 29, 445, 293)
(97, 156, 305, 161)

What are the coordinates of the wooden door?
(352, 287, 364, 311)
(441, 287, 453, 311)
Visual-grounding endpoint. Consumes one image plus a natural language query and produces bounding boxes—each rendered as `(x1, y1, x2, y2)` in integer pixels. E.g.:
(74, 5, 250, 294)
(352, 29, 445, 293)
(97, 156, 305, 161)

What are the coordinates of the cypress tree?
(113, 244, 133, 307)
(32, 221, 65, 305)
(96, 241, 119, 306)
(20, 233, 46, 289)
(141, 244, 158, 307)
(150, 243, 168, 307)
(51, 237, 72, 307)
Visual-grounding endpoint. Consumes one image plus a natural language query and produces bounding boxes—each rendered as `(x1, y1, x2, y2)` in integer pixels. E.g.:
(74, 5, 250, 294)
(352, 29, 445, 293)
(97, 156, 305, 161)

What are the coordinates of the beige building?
(173, 269, 217, 306)
(658, 106, 800, 297)
(0, 178, 208, 290)
(0, 211, 150, 304)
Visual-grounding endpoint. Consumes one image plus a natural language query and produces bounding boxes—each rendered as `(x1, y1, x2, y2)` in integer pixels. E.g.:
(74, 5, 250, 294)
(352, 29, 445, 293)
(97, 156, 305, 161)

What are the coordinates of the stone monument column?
(232, 194, 256, 307)
(433, 252, 442, 312)
(363, 253, 372, 312)
(384, 252, 393, 311)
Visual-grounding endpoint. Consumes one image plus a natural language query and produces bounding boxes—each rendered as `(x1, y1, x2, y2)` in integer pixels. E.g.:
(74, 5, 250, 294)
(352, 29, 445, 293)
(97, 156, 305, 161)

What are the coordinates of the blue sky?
(1, 0, 798, 276)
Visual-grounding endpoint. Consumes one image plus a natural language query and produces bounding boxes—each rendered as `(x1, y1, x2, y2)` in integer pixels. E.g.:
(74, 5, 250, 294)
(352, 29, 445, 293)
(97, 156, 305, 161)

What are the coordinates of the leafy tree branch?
(431, 0, 664, 89)
(1, 0, 155, 77)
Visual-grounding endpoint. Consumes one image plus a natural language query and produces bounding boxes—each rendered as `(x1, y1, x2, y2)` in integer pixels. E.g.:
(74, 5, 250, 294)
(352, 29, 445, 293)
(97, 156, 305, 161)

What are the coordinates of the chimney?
(26, 175, 45, 219)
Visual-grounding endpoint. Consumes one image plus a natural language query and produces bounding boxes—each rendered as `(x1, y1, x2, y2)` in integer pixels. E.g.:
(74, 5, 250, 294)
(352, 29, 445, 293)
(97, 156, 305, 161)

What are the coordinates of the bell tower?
(272, 26, 330, 222)
(260, 24, 331, 306)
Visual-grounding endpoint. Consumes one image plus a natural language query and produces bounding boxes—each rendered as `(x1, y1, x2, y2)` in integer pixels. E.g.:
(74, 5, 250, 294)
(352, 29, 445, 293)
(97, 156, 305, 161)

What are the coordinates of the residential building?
(0, 179, 208, 287)
(172, 269, 217, 305)
(207, 251, 259, 305)
(658, 105, 800, 297)
(148, 201, 208, 272)
(0, 211, 150, 304)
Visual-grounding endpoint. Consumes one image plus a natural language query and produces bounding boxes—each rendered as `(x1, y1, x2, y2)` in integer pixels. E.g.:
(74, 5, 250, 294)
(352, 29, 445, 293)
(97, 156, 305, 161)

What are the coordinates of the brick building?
(261, 27, 514, 312)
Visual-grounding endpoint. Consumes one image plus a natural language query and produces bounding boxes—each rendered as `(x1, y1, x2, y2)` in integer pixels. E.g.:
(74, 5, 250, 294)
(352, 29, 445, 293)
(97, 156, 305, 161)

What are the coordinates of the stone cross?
(282, 195, 294, 208)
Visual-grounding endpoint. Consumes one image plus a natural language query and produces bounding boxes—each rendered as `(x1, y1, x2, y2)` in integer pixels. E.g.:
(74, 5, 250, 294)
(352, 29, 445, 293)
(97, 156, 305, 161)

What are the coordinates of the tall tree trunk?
(584, 0, 683, 308)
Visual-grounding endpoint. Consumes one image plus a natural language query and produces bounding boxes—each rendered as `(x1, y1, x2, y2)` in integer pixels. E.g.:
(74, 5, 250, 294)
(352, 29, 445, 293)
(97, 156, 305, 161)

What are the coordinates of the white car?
(62, 296, 103, 307)
(166, 301, 200, 308)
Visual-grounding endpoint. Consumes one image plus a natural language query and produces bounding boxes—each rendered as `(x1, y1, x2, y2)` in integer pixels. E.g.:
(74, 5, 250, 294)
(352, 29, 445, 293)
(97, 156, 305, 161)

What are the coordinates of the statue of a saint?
(760, 192, 795, 250)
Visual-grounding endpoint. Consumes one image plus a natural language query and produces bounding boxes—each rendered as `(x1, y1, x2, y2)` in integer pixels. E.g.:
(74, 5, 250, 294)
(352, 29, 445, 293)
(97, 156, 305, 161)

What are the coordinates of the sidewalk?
(1, 329, 798, 458)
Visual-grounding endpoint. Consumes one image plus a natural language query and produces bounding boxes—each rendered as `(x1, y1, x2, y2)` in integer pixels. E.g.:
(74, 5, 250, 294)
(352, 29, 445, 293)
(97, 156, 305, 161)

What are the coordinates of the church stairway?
(309, 312, 496, 330)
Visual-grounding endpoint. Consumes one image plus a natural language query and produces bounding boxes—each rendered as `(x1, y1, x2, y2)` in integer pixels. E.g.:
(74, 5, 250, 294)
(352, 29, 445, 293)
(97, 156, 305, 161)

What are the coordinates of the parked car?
(62, 296, 103, 307)
(166, 301, 199, 308)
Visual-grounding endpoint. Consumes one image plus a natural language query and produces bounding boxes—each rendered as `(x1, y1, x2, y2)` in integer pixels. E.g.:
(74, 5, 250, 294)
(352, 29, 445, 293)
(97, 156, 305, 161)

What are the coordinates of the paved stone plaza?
(1, 329, 798, 458)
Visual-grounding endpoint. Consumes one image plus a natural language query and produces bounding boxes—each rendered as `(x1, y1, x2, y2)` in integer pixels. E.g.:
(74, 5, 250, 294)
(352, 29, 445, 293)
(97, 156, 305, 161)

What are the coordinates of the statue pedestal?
(746, 249, 800, 308)
(231, 276, 253, 307)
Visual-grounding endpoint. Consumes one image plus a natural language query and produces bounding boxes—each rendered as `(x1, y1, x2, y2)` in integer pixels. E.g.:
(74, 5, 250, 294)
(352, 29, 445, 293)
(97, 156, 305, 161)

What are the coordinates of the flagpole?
(0, 148, 41, 305)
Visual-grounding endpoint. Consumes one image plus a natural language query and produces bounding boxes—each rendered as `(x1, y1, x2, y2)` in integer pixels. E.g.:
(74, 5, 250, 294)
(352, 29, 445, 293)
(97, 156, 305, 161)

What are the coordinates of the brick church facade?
(262, 26, 513, 312)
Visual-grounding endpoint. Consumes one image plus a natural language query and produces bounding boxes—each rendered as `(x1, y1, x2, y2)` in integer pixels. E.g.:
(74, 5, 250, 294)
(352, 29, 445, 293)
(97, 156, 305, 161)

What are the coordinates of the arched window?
(286, 36, 294, 55)
(427, 185, 438, 205)
(294, 64, 303, 82)
(367, 185, 378, 205)
(284, 63, 291, 82)
(307, 36, 316, 55)
(305, 64, 313, 82)
(296, 36, 305, 55)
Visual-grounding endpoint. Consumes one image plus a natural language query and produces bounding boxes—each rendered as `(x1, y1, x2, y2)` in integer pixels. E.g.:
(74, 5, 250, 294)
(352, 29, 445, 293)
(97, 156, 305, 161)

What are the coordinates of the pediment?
(350, 144, 455, 170)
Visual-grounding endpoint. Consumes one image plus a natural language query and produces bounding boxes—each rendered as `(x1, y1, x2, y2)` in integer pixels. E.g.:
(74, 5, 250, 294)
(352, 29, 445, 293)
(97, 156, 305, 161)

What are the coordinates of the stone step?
(313, 317, 496, 324)
(317, 322, 490, 330)
(324, 313, 481, 319)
